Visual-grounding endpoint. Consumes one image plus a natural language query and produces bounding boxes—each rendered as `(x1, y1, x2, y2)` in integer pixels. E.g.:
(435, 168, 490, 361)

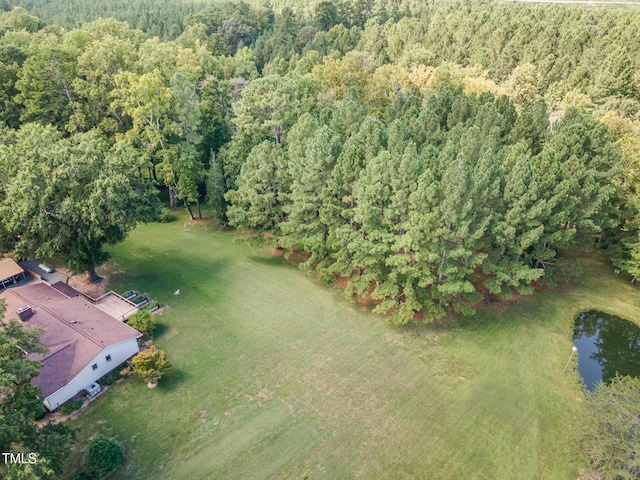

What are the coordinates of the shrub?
(82, 434, 124, 478)
(33, 402, 47, 421)
(123, 346, 170, 384)
(157, 207, 174, 223)
(103, 370, 121, 386)
(60, 397, 83, 414)
(121, 289, 135, 298)
(126, 309, 156, 337)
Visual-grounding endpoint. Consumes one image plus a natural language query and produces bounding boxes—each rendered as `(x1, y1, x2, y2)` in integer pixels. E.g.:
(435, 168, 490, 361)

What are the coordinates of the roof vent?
(17, 305, 34, 321)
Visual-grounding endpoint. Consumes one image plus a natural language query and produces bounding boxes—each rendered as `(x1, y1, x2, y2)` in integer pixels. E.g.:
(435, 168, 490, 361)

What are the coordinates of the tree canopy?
(0, 0, 639, 303)
(0, 124, 160, 280)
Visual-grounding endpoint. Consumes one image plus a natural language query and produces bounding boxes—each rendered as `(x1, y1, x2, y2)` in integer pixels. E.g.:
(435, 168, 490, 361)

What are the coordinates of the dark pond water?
(573, 310, 640, 390)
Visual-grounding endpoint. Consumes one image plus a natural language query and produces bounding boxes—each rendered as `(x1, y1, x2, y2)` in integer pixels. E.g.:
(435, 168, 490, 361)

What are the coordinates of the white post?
(563, 346, 578, 373)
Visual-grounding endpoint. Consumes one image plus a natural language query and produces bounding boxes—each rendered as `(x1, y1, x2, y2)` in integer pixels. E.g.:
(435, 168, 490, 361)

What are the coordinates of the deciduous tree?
(0, 124, 159, 281)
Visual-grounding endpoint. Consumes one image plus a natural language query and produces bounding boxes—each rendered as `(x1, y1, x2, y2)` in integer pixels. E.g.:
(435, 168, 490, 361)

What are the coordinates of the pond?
(573, 310, 640, 390)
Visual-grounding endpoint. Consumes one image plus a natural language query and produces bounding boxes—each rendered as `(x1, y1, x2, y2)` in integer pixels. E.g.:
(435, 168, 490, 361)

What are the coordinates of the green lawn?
(63, 215, 640, 479)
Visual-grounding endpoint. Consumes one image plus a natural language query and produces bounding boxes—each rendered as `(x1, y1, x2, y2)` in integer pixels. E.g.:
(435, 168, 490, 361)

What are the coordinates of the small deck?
(92, 293, 138, 321)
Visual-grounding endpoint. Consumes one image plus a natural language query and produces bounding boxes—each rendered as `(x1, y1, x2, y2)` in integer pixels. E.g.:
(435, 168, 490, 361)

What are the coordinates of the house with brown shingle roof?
(0, 283, 142, 411)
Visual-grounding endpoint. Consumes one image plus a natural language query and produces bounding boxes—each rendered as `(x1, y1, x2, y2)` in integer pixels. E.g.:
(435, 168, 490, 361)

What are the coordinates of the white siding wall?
(44, 337, 140, 411)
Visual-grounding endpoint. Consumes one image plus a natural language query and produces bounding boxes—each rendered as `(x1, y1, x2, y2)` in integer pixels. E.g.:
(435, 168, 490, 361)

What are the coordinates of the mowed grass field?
(63, 214, 640, 479)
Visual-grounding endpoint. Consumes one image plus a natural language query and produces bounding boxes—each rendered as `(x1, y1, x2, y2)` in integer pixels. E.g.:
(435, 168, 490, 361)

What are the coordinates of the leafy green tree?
(232, 74, 299, 145)
(112, 69, 173, 158)
(314, 1, 340, 31)
(164, 73, 204, 218)
(312, 51, 374, 100)
(510, 99, 549, 155)
(506, 63, 540, 109)
(0, 45, 26, 129)
(124, 346, 170, 385)
(136, 37, 178, 80)
(429, 126, 496, 315)
(0, 7, 39, 35)
(364, 143, 425, 324)
(217, 18, 254, 55)
(328, 116, 386, 276)
(405, 164, 444, 322)
(0, 125, 159, 281)
(197, 73, 231, 157)
(0, 317, 47, 456)
(14, 43, 79, 130)
(126, 309, 156, 337)
(72, 34, 138, 133)
(327, 89, 368, 139)
(548, 108, 619, 250)
(81, 435, 124, 479)
(4, 459, 55, 480)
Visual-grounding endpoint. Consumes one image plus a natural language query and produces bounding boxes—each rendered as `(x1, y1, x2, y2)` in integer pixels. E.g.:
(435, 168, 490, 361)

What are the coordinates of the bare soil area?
(57, 266, 110, 299)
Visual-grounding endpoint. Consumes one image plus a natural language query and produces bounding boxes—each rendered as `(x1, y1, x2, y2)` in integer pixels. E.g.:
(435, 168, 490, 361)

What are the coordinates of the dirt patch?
(335, 276, 349, 289)
(269, 247, 284, 256)
(532, 280, 548, 292)
(476, 288, 523, 313)
(57, 267, 110, 299)
(287, 248, 311, 265)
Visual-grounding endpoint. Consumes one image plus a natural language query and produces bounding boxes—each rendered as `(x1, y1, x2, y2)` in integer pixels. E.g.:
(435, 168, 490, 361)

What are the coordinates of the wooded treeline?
(1, 0, 640, 321)
(227, 85, 620, 323)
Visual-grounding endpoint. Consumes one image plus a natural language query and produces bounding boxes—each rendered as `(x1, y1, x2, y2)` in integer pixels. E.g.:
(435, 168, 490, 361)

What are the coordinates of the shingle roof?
(0, 283, 141, 397)
(49, 282, 80, 298)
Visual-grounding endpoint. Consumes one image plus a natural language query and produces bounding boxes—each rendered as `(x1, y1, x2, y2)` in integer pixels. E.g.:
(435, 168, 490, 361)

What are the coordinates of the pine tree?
(225, 141, 289, 233)
(484, 156, 547, 300)
(328, 116, 387, 278)
(375, 142, 425, 324)
(281, 125, 341, 266)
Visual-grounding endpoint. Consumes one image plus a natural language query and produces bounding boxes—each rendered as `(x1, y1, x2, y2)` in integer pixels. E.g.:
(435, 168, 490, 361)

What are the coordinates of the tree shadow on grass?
(248, 255, 293, 269)
(158, 367, 188, 392)
(152, 323, 169, 340)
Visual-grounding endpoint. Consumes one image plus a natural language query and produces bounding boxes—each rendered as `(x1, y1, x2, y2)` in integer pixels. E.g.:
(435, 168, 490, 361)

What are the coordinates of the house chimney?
(17, 305, 34, 321)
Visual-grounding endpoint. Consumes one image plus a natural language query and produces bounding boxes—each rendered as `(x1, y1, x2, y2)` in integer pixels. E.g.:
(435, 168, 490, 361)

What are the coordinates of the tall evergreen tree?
(484, 155, 547, 300)
(226, 141, 289, 232)
(281, 125, 341, 266)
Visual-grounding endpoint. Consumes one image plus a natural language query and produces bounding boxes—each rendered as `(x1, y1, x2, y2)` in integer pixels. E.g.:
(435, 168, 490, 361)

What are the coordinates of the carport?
(0, 258, 26, 289)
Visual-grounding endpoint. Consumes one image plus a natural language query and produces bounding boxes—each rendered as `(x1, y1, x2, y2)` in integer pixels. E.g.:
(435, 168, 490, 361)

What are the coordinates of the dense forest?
(1, 0, 640, 324)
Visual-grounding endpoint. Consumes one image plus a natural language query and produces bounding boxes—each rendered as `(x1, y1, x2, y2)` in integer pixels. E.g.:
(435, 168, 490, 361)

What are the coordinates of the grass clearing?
(63, 216, 640, 479)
